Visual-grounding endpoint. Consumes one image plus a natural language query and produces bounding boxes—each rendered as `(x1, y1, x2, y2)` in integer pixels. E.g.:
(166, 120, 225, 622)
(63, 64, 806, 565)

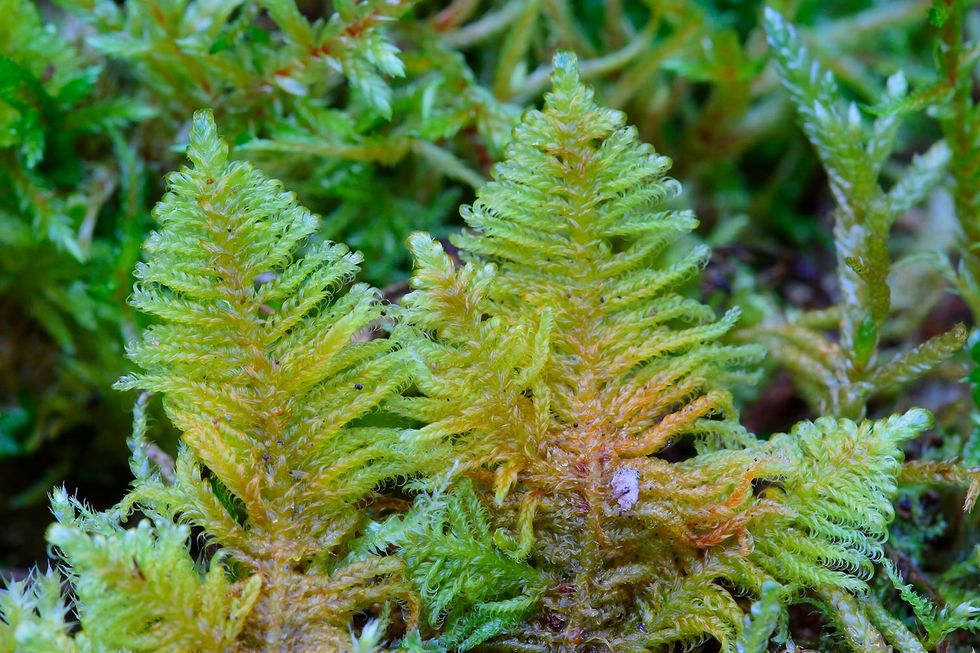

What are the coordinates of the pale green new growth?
(750, 409, 980, 652)
(0, 489, 260, 653)
(49, 489, 261, 652)
(0, 570, 75, 653)
(753, 410, 931, 594)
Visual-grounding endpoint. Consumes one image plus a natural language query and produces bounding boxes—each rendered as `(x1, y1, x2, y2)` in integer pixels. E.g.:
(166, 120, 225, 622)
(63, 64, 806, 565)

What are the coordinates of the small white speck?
(611, 467, 639, 511)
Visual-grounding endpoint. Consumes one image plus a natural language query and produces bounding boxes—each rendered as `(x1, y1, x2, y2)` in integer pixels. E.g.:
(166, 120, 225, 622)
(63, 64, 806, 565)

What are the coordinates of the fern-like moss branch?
(108, 110, 424, 651)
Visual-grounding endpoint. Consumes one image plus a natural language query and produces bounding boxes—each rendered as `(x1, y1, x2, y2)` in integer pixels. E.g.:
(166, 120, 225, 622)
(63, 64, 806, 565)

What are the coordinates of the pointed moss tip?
(763, 5, 792, 43)
(406, 231, 438, 255)
(550, 50, 580, 86)
(901, 407, 934, 433)
(189, 109, 217, 146)
(552, 50, 578, 70)
(186, 108, 228, 172)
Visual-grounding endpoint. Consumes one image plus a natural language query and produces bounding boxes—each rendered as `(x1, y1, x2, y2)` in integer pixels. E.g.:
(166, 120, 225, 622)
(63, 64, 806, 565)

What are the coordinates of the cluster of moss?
(1, 1, 980, 652)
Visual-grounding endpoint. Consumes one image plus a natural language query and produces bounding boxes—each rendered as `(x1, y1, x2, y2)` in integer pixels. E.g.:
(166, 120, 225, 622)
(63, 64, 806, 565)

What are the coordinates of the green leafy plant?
(746, 7, 965, 420)
(52, 0, 519, 286)
(3, 2, 980, 652)
(0, 0, 950, 476)
(0, 0, 148, 461)
(361, 477, 546, 651)
(2, 111, 430, 651)
(377, 54, 979, 651)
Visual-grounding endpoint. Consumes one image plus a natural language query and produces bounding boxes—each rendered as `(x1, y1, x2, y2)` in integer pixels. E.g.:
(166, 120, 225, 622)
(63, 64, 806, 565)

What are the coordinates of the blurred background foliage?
(0, 1, 978, 646)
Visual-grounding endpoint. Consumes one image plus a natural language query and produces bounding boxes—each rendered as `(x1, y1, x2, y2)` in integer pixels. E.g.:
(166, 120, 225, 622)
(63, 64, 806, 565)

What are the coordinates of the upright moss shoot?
(1, 112, 430, 652)
(115, 110, 427, 650)
(373, 54, 970, 651)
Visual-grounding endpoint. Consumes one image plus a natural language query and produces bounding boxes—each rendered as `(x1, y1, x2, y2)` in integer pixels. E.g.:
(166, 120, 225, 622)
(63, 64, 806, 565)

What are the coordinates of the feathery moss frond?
(738, 410, 938, 653)
(362, 479, 546, 651)
(0, 487, 261, 653)
(51, 488, 261, 652)
(751, 410, 932, 594)
(389, 53, 950, 652)
(109, 110, 423, 650)
(758, 7, 964, 419)
(394, 52, 770, 650)
(883, 559, 980, 648)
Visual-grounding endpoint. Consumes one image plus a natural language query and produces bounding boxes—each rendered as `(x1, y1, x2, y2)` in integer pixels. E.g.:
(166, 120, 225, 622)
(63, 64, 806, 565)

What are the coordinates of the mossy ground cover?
(1, 2, 979, 651)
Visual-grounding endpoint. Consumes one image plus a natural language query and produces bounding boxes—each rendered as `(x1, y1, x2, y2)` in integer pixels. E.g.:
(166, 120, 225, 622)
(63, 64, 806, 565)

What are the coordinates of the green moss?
(1, 2, 979, 652)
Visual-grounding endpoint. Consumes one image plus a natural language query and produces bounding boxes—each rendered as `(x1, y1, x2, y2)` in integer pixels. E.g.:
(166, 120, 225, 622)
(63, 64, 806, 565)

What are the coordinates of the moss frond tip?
(550, 50, 581, 89)
(187, 108, 228, 174)
(892, 408, 934, 440)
